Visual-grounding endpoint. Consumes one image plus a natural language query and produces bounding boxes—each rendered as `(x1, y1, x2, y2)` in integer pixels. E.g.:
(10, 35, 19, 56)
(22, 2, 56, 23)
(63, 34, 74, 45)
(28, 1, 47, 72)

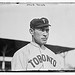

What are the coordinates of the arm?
(11, 48, 28, 71)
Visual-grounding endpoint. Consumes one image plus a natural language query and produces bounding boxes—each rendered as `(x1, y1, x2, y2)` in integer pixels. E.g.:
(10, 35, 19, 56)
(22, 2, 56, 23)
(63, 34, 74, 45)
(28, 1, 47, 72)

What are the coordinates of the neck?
(32, 38, 44, 47)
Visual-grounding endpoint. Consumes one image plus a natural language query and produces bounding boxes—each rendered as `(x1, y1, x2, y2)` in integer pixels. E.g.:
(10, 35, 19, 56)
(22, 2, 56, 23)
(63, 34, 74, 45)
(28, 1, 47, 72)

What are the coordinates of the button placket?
(39, 47, 44, 69)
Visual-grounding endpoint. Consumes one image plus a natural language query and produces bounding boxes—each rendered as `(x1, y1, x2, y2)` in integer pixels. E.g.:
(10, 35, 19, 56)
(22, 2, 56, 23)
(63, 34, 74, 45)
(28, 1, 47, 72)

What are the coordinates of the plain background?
(0, 3, 75, 48)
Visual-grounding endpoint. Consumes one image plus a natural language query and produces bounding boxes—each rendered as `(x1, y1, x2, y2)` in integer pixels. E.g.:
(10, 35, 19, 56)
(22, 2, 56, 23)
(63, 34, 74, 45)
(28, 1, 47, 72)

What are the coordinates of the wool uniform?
(64, 50, 75, 70)
(11, 42, 63, 71)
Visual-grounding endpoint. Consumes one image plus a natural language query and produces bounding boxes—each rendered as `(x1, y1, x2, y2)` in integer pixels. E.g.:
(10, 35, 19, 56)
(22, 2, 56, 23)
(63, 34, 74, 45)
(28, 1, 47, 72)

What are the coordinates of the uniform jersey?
(11, 42, 63, 71)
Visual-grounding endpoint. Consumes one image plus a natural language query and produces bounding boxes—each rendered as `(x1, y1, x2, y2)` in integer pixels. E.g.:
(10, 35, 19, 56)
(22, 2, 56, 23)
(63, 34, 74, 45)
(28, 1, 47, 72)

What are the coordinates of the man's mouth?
(41, 38, 47, 41)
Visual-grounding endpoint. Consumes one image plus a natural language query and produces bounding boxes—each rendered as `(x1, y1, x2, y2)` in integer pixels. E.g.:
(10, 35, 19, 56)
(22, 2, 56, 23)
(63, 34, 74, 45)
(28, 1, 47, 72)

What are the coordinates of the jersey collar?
(31, 41, 46, 50)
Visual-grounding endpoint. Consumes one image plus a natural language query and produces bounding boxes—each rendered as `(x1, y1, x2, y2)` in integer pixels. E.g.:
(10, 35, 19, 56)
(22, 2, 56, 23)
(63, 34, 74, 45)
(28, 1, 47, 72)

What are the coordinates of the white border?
(0, 0, 75, 2)
(0, 1, 75, 75)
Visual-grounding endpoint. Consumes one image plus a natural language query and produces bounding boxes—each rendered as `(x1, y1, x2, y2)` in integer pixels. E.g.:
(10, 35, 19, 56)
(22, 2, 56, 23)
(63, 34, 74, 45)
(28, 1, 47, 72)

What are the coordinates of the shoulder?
(45, 46, 56, 55)
(45, 46, 64, 60)
(13, 43, 32, 57)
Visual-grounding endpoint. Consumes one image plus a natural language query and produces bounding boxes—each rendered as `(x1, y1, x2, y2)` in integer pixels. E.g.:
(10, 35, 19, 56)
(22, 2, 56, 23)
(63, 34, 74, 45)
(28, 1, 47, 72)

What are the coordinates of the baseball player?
(11, 17, 63, 71)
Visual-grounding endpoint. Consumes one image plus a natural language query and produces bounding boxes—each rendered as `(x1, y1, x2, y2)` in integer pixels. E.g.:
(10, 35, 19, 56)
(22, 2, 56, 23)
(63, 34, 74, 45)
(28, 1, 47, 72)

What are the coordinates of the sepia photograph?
(0, 1, 75, 72)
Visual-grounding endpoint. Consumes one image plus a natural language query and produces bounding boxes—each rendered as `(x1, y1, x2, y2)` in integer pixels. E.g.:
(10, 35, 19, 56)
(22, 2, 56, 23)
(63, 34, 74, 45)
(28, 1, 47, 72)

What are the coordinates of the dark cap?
(30, 17, 51, 29)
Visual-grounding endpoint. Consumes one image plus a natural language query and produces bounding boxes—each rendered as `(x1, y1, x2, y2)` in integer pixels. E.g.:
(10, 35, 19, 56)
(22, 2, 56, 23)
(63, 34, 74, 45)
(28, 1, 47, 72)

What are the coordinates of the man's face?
(33, 26, 49, 45)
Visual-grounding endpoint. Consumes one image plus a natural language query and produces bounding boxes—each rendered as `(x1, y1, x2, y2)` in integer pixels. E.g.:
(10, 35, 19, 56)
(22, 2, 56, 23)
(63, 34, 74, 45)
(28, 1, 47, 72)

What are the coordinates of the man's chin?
(42, 41, 47, 44)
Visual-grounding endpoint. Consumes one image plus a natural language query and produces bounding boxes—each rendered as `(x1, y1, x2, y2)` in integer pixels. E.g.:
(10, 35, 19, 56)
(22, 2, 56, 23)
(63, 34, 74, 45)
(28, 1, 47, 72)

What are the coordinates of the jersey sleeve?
(56, 54, 64, 70)
(11, 47, 29, 71)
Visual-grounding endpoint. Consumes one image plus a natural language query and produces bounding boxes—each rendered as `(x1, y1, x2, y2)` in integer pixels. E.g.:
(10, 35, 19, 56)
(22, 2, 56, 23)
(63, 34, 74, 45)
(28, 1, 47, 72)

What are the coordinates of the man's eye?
(38, 28, 49, 32)
(41, 29, 44, 31)
(41, 29, 49, 32)
(46, 29, 49, 32)
(38, 29, 44, 31)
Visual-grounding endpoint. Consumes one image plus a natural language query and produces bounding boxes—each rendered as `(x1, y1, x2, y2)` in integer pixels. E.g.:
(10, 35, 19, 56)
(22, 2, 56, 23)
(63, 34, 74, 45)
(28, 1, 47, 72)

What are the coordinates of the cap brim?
(36, 24, 51, 28)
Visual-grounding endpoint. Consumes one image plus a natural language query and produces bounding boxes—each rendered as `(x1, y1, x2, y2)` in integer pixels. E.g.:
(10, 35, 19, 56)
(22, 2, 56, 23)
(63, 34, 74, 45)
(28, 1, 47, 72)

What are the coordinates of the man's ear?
(29, 28, 34, 35)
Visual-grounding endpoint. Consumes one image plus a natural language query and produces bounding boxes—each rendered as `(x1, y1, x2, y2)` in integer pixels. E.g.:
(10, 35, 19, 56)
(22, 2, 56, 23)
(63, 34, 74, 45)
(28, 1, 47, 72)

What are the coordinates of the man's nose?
(43, 31, 47, 36)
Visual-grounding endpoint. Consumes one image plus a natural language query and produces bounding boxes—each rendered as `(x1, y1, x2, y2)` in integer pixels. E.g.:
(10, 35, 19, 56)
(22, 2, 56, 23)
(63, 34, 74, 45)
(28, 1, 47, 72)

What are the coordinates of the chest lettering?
(28, 54, 57, 68)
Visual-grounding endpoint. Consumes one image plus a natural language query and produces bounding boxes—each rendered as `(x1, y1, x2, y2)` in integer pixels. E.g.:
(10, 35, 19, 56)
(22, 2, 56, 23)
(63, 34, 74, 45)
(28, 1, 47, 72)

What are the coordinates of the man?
(11, 17, 63, 71)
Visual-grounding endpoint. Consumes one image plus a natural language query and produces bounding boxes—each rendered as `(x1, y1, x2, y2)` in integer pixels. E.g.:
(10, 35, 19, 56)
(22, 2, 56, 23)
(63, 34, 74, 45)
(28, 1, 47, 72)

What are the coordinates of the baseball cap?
(30, 17, 51, 29)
